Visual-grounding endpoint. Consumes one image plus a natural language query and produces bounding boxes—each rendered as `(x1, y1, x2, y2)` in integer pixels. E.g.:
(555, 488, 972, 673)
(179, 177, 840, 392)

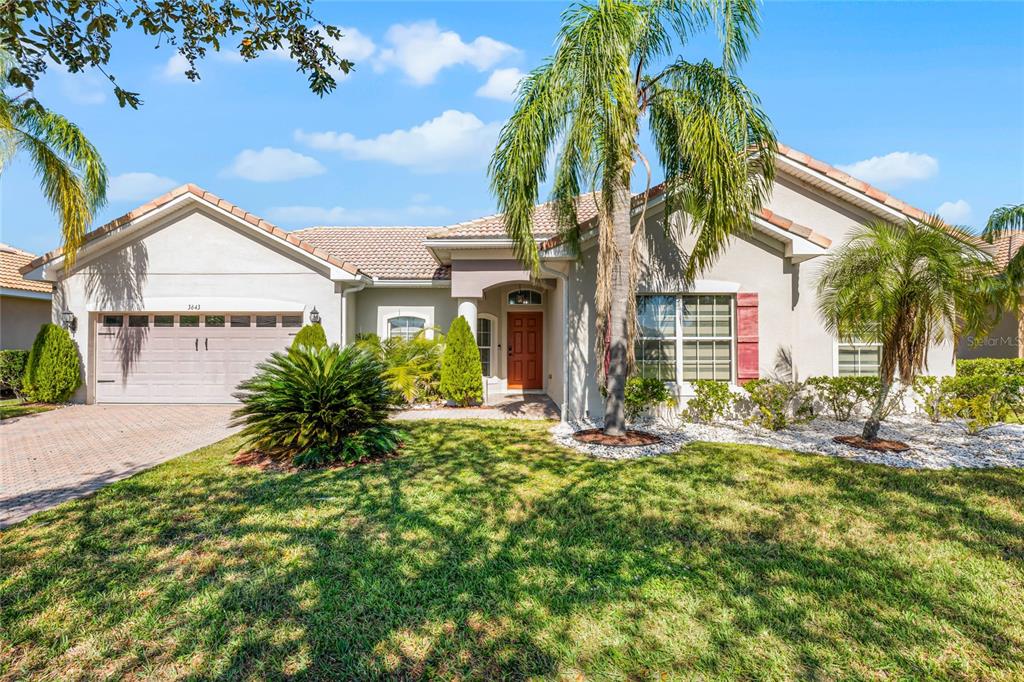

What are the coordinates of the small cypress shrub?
(291, 323, 327, 351)
(24, 324, 81, 403)
(439, 316, 482, 406)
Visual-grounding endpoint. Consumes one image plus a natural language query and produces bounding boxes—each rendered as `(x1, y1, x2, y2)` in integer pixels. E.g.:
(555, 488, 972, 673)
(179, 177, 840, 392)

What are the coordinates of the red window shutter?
(735, 293, 759, 383)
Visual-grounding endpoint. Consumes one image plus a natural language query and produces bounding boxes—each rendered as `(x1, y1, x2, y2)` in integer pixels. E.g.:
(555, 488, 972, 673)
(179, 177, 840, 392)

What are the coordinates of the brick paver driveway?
(1, 404, 239, 528)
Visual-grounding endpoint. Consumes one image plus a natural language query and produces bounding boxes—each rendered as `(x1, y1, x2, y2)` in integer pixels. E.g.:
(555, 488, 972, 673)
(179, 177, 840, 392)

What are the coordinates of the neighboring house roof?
(19, 184, 366, 278)
(292, 226, 451, 280)
(1, 244, 53, 295)
(991, 229, 1024, 271)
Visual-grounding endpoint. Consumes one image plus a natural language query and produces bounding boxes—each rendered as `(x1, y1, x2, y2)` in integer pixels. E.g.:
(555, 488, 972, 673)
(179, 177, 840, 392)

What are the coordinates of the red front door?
(507, 311, 543, 390)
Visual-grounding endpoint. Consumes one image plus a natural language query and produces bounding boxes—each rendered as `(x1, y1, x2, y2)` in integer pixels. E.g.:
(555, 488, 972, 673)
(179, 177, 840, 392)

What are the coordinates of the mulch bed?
(572, 429, 663, 447)
(833, 435, 911, 452)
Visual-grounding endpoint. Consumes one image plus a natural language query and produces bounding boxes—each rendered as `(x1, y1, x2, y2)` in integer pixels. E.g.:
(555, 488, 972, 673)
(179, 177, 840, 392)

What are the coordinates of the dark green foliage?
(290, 323, 327, 351)
(24, 324, 81, 403)
(805, 376, 876, 422)
(0, 349, 30, 400)
(956, 358, 1024, 378)
(686, 379, 734, 423)
(624, 376, 675, 421)
(233, 345, 402, 467)
(739, 379, 813, 431)
(355, 332, 445, 404)
(937, 374, 1023, 434)
(439, 316, 482, 407)
(5, 0, 351, 108)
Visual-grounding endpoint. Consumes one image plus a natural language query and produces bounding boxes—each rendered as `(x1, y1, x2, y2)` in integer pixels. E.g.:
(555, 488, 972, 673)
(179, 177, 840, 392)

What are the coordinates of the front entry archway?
(507, 311, 543, 390)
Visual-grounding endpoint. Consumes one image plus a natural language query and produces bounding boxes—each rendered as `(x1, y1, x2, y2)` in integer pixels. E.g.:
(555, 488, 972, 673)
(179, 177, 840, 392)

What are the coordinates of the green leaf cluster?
(686, 379, 734, 424)
(0, 349, 30, 400)
(739, 379, 813, 431)
(24, 324, 81, 403)
(804, 376, 876, 422)
(624, 376, 675, 421)
(355, 331, 445, 405)
(290, 323, 327, 351)
(439, 317, 483, 407)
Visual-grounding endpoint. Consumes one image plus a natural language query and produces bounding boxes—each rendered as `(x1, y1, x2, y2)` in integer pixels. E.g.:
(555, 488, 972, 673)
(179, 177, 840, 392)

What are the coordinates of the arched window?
(508, 289, 542, 306)
(388, 315, 426, 341)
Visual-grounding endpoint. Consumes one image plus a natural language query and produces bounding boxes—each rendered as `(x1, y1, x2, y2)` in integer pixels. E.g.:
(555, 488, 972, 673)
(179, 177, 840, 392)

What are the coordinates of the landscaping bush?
(956, 358, 1024, 378)
(439, 316, 482, 407)
(912, 375, 946, 423)
(290, 323, 327, 351)
(938, 374, 1023, 434)
(861, 377, 908, 421)
(0, 349, 30, 400)
(24, 324, 81, 403)
(805, 376, 875, 422)
(624, 376, 676, 421)
(233, 344, 402, 467)
(354, 331, 445, 405)
(738, 379, 813, 431)
(686, 379, 733, 423)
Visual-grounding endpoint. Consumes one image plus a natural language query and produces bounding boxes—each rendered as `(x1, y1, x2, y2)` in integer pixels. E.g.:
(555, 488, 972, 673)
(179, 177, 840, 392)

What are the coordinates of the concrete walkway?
(1, 404, 238, 528)
(393, 394, 560, 420)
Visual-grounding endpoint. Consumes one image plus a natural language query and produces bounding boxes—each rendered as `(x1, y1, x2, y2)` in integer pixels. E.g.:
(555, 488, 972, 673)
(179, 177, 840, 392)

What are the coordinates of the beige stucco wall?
(0, 295, 52, 349)
(560, 175, 958, 422)
(56, 205, 341, 402)
(958, 310, 1020, 359)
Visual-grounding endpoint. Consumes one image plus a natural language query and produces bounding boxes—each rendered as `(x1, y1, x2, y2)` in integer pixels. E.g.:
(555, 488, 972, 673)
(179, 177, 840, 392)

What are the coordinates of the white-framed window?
(681, 295, 733, 382)
(837, 342, 881, 376)
(387, 315, 426, 341)
(636, 295, 677, 381)
(635, 293, 735, 383)
(477, 315, 496, 376)
(508, 289, 542, 306)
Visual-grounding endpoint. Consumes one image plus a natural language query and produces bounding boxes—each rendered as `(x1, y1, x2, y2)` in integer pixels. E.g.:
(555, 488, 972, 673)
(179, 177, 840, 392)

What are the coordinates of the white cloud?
(476, 67, 524, 101)
(160, 53, 191, 82)
(295, 110, 501, 173)
(936, 199, 972, 223)
(329, 26, 376, 62)
(221, 147, 326, 182)
(45, 61, 106, 105)
(108, 172, 179, 202)
(375, 21, 518, 85)
(266, 203, 452, 227)
(837, 151, 939, 186)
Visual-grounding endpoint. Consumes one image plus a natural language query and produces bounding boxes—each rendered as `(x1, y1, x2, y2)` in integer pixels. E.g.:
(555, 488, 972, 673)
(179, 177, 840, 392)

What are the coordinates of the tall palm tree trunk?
(862, 374, 893, 441)
(603, 179, 633, 436)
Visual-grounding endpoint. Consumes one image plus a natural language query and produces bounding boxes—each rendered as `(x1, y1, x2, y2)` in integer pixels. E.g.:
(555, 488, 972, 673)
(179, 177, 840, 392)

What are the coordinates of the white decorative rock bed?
(551, 416, 1024, 469)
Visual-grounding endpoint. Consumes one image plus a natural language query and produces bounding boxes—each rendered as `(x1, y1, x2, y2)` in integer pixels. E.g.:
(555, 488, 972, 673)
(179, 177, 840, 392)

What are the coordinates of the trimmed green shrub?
(355, 331, 445, 405)
(290, 323, 327, 351)
(24, 324, 81, 403)
(686, 379, 733, 423)
(624, 376, 675, 421)
(912, 375, 946, 423)
(233, 345, 402, 467)
(0, 349, 30, 400)
(957, 358, 1024, 378)
(938, 374, 1023, 434)
(861, 377, 908, 421)
(805, 376, 875, 422)
(439, 316, 482, 407)
(738, 379, 813, 431)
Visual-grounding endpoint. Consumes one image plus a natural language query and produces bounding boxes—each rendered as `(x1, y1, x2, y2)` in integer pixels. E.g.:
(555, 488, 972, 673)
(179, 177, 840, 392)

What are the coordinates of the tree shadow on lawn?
(1, 423, 1022, 679)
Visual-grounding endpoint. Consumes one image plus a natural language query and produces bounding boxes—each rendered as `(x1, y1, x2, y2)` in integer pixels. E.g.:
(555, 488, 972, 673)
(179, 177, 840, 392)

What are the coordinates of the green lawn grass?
(2, 420, 1022, 679)
(0, 398, 58, 420)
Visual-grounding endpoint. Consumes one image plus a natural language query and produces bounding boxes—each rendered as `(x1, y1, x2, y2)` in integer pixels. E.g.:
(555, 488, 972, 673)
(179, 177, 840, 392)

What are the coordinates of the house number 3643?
(187, 304, 201, 311)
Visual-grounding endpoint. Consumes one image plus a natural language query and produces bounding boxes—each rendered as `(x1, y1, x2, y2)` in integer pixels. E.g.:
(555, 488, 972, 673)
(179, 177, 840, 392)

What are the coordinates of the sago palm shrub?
(233, 345, 402, 467)
(816, 218, 992, 442)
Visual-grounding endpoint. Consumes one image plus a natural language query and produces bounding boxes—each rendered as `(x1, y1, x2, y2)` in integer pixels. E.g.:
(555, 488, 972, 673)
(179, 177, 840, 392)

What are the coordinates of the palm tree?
(489, 0, 775, 435)
(0, 55, 107, 266)
(816, 218, 992, 441)
(982, 203, 1024, 358)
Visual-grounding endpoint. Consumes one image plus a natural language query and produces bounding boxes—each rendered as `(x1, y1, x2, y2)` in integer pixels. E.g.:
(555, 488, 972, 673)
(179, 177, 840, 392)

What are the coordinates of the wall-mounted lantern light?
(60, 309, 77, 334)
(309, 306, 321, 325)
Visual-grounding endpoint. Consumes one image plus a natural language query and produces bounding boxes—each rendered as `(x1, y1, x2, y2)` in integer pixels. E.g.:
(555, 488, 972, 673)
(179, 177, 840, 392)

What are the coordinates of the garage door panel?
(96, 313, 295, 403)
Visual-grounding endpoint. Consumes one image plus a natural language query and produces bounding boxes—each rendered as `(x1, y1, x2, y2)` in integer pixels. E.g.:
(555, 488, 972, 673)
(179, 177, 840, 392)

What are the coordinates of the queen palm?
(816, 218, 991, 442)
(0, 55, 106, 266)
(982, 203, 1024, 358)
(489, 0, 775, 435)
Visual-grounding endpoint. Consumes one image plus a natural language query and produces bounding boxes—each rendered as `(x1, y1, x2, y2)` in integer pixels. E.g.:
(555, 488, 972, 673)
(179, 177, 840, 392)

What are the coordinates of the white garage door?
(95, 313, 303, 403)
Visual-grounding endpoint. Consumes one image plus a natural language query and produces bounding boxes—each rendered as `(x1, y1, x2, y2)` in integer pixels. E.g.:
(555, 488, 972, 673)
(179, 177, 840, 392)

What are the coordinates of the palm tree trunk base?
(574, 428, 662, 447)
(833, 435, 910, 453)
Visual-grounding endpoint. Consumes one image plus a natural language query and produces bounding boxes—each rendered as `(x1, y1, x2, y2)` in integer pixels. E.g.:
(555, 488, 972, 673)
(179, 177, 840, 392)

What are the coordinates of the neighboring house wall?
(0, 295, 51, 349)
(958, 311, 1021, 360)
(57, 205, 340, 402)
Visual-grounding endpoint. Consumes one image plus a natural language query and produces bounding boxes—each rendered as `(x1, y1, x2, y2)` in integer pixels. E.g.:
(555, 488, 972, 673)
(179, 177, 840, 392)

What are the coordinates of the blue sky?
(2, 1, 1023, 255)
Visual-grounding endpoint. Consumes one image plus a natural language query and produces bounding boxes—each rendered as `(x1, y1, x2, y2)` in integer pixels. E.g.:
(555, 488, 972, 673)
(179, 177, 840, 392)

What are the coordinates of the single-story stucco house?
(1, 243, 53, 350)
(21, 144, 989, 420)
